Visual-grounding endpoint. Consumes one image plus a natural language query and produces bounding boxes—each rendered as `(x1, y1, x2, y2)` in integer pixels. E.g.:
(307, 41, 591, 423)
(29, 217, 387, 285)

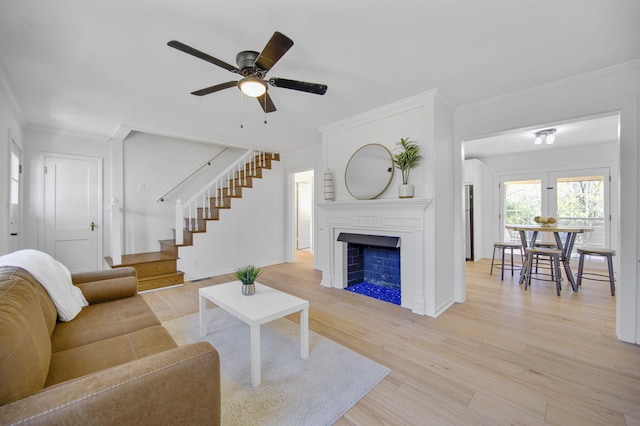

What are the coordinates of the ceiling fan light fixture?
(239, 77, 267, 98)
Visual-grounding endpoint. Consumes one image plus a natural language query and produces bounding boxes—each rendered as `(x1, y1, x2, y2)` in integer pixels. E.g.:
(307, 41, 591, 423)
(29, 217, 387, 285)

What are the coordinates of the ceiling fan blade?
(257, 92, 277, 113)
(268, 78, 327, 95)
(191, 81, 238, 96)
(168, 40, 239, 73)
(255, 32, 294, 71)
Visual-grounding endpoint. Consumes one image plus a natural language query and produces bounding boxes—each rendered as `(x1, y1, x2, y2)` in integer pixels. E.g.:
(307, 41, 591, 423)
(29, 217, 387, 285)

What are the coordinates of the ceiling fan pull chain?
(240, 92, 245, 128)
(264, 96, 268, 125)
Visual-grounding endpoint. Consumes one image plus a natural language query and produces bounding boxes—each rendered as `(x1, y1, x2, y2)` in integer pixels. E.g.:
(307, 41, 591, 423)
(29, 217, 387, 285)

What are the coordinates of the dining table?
(505, 224, 593, 292)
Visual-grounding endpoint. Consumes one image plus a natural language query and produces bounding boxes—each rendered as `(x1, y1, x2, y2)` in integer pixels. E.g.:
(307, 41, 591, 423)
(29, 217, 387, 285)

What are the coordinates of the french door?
(500, 167, 610, 267)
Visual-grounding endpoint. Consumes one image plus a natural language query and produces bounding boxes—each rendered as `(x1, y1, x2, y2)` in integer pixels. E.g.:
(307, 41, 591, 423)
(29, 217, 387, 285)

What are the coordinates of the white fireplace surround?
(318, 198, 432, 315)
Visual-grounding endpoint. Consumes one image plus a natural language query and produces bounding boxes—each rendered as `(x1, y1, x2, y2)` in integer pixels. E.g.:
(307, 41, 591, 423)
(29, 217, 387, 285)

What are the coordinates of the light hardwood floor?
(142, 252, 640, 425)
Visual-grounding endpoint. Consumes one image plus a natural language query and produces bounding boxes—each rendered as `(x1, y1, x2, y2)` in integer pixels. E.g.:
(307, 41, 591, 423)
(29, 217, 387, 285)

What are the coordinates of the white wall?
(177, 160, 286, 281)
(454, 60, 640, 344)
(473, 141, 618, 259)
(0, 74, 23, 255)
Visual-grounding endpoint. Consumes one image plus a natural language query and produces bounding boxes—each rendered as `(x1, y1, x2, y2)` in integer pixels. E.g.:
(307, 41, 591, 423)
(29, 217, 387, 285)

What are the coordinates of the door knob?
(91, 222, 95, 231)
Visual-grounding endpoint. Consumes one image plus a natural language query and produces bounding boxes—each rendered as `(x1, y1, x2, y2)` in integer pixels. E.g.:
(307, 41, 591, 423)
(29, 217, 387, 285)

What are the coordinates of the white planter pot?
(398, 184, 414, 198)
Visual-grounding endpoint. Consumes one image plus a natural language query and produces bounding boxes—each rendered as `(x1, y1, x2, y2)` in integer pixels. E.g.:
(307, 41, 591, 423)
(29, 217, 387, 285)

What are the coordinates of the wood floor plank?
(142, 253, 640, 425)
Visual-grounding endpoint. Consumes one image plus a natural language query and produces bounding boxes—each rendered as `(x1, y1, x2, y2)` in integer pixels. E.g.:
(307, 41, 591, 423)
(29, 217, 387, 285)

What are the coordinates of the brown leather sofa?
(0, 266, 220, 425)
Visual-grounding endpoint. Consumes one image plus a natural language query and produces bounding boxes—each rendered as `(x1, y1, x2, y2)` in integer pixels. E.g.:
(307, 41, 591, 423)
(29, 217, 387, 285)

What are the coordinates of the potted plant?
(236, 265, 262, 295)
(392, 137, 421, 198)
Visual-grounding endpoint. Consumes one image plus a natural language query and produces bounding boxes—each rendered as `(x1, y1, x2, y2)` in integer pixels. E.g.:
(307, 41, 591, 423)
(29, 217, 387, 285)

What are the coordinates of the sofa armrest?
(72, 267, 138, 304)
(0, 342, 221, 425)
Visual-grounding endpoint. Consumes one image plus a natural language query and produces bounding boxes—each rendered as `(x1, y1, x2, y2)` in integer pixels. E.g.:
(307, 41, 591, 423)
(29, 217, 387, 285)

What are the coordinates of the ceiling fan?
(168, 31, 327, 113)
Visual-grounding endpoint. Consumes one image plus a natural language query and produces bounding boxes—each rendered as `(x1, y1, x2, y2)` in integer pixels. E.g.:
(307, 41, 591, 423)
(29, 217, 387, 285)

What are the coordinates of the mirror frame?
(344, 143, 395, 200)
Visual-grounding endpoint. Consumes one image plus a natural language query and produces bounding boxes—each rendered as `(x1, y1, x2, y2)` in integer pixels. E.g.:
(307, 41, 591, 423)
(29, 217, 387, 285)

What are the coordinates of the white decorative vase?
(398, 184, 414, 198)
(323, 169, 334, 201)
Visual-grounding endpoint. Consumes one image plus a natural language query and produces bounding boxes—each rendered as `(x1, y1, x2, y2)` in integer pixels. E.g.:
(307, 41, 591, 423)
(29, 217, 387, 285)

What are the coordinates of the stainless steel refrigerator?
(465, 185, 474, 261)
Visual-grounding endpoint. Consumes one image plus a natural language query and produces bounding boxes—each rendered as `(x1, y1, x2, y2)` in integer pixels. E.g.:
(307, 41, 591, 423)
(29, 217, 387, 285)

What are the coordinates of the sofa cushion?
(45, 325, 178, 386)
(0, 266, 57, 335)
(51, 294, 161, 352)
(0, 278, 52, 405)
(72, 267, 138, 304)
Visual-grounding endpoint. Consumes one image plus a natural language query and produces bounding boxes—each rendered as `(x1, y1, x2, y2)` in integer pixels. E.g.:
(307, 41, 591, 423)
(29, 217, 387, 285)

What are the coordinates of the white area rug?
(163, 310, 390, 426)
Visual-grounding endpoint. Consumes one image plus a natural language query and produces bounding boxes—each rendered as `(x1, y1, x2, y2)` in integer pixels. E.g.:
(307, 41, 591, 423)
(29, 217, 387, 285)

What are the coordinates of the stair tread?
(111, 251, 178, 266)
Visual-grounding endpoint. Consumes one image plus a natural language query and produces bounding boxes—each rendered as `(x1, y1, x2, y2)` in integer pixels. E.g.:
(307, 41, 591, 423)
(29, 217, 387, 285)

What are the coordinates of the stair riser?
(160, 243, 178, 258)
(131, 259, 177, 277)
(196, 208, 220, 220)
(138, 273, 184, 292)
(216, 187, 243, 198)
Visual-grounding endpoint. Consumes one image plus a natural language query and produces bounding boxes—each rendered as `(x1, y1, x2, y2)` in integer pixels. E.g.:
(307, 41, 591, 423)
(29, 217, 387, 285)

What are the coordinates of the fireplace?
(319, 198, 432, 314)
(344, 241, 401, 304)
(337, 232, 401, 304)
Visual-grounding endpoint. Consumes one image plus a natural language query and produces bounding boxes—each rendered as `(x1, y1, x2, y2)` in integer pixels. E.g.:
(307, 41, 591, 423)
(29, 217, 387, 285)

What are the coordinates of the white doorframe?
(8, 131, 22, 253)
(40, 152, 103, 271)
(295, 171, 313, 251)
(286, 169, 315, 263)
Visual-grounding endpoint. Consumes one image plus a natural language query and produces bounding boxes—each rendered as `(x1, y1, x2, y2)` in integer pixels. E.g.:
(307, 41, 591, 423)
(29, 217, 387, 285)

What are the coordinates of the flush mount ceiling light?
(238, 76, 267, 98)
(534, 128, 557, 145)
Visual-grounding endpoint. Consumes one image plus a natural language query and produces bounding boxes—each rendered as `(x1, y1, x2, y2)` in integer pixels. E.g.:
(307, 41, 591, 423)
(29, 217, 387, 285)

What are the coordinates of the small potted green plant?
(236, 265, 262, 295)
(392, 137, 421, 198)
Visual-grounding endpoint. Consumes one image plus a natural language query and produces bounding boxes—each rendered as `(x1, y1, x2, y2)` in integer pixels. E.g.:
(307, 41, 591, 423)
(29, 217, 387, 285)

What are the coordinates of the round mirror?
(345, 143, 394, 200)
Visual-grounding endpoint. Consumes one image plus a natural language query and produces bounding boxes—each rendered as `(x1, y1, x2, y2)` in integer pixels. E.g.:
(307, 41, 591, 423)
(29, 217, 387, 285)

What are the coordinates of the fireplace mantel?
(318, 198, 432, 231)
(318, 197, 432, 315)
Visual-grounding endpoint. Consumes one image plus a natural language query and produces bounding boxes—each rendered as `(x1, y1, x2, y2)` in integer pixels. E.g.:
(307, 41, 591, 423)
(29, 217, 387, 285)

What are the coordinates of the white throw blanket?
(0, 249, 88, 321)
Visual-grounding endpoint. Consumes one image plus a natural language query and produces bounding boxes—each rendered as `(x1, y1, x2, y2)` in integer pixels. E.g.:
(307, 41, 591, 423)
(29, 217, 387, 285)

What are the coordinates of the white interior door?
(44, 154, 102, 272)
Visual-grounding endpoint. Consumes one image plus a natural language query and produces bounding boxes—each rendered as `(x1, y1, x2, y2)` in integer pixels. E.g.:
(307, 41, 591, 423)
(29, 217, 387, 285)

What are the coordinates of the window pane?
(556, 175, 605, 252)
(10, 151, 19, 205)
(504, 179, 541, 243)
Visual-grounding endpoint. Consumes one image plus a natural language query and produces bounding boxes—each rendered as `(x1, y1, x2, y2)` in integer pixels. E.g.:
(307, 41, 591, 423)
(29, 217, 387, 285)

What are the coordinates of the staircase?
(106, 152, 280, 292)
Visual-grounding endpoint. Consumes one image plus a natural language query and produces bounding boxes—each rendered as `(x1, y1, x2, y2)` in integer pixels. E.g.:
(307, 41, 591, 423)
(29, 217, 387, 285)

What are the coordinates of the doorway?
(42, 153, 103, 272)
(294, 170, 313, 252)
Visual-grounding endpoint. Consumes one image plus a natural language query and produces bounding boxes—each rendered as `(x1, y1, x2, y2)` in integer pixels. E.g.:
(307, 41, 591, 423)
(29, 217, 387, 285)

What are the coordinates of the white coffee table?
(199, 281, 309, 386)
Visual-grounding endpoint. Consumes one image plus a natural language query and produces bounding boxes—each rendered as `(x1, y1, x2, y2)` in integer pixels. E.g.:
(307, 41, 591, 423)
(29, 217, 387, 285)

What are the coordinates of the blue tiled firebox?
(346, 244, 400, 290)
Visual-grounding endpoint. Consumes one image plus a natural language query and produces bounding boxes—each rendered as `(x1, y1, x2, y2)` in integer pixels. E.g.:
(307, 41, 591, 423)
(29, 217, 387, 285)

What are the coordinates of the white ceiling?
(463, 113, 620, 159)
(0, 1, 639, 153)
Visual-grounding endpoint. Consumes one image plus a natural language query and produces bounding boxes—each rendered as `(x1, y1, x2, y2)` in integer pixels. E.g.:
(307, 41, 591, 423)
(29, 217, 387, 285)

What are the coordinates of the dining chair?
(523, 247, 563, 296)
(576, 248, 616, 296)
(533, 241, 558, 278)
(490, 242, 523, 280)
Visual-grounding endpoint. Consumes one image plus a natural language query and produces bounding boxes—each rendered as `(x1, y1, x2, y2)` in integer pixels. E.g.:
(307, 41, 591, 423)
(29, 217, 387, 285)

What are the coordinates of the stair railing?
(174, 149, 276, 245)
(155, 147, 228, 202)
